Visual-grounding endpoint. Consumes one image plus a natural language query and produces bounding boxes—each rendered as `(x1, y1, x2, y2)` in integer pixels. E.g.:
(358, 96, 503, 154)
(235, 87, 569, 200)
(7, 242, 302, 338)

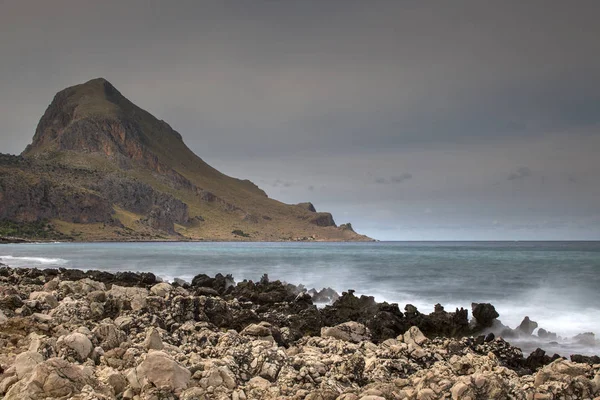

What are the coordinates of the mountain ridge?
(0, 78, 373, 242)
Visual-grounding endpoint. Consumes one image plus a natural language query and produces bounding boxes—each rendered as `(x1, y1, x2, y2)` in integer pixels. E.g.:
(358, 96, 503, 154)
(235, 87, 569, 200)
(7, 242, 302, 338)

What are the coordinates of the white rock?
(29, 291, 58, 308)
(144, 327, 164, 350)
(14, 351, 44, 379)
(57, 332, 93, 361)
(127, 350, 191, 391)
(403, 326, 427, 346)
(321, 321, 372, 343)
(108, 285, 148, 311)
(150, 282, 173, 297)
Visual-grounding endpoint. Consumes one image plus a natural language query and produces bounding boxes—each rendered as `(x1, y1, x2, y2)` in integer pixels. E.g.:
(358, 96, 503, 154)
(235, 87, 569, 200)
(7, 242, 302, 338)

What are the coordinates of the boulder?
(4, 358, 102, 400)
(150, 282, 173, 297)
(93, 322, 128, 351)
(402, 326, 427, 346)
(241, 322, 273, 338)
(127, 350, 191, 391)
(28, 291, 58, 309)
(96, 367, 128, 395)
(14, 351, 44, 379)
(57, 332, 93, 361)
(144, 327, 164, 350)
(321, 322, 371, 343)
(108, 285, 148, 311)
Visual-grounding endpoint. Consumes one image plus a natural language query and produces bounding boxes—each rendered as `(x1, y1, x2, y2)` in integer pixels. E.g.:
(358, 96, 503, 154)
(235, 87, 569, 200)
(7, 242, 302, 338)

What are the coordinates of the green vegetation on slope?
(0, 219, 72, 240)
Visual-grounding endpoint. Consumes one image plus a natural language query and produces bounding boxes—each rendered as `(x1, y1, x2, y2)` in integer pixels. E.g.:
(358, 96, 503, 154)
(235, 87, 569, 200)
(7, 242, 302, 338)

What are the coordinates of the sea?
(1, 241, 599, 356)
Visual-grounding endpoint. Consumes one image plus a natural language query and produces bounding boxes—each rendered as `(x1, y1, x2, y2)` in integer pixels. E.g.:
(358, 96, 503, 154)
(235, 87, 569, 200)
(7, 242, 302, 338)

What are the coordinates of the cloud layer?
(1, 0, 599, 239)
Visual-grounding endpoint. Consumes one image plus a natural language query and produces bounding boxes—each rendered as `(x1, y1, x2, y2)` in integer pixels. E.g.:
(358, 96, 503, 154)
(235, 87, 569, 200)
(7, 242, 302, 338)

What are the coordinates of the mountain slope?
(0, 78, 372, 241)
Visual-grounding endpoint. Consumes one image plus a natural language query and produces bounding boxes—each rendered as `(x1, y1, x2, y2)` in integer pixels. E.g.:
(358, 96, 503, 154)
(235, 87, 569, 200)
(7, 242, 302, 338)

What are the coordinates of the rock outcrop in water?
(0, 266, 599, 400)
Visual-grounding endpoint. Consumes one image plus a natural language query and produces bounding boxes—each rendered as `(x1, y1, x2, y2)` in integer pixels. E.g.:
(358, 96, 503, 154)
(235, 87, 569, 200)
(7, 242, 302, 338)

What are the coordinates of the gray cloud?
(262, 179, 294, 188)
(1, 0, 599, 239)
(508, 167, 532, 181)
(375, 173, 413, 184)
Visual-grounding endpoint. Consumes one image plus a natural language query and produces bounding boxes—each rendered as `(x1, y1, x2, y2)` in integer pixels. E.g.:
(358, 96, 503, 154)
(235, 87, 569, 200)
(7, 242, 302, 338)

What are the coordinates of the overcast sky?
(1, 0, 599, 240)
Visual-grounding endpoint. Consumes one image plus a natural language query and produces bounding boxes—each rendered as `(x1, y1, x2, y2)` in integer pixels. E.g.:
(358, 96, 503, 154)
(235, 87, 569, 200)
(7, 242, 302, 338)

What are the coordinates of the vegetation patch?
(232, 229, 250, 238)
(0, 219, 72, 240)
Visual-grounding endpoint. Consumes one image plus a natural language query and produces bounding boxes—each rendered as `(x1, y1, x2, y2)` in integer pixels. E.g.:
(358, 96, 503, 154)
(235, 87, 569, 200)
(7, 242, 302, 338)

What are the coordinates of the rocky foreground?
(0, 265, 599, 400)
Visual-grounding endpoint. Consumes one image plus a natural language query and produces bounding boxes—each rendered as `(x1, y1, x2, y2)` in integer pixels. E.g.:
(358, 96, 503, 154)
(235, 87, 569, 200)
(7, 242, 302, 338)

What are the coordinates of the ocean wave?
(0, 255, 69, 265)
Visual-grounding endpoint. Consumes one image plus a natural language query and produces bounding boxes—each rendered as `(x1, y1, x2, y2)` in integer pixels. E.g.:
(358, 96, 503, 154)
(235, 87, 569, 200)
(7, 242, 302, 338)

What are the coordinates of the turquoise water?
(1, 241, 599, 350)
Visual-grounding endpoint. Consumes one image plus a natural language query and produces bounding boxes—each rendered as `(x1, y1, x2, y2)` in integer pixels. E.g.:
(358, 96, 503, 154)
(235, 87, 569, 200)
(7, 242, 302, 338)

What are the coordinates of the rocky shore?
(0, 265, 598, 400)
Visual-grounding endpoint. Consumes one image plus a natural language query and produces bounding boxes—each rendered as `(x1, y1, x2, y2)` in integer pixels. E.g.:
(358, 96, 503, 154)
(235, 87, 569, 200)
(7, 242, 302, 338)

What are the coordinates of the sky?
(1, 0, 599, 240)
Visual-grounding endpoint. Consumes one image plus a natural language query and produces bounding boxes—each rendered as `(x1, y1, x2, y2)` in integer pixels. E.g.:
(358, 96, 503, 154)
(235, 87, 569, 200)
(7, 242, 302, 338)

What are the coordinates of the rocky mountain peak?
(22, 78, 183, 164)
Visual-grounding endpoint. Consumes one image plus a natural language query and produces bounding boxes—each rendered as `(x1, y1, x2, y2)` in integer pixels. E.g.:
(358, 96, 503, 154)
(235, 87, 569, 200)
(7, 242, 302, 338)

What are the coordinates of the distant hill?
(0, 78, 372, 242)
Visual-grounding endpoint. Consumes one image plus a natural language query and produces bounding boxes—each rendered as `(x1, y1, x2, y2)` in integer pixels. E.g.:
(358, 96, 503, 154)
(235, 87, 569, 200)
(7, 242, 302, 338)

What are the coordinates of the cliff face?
(1, 78, 372, 241)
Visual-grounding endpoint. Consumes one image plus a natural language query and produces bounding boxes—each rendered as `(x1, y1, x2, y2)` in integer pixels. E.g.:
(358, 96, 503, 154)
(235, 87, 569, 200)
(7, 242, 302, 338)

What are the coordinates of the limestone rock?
(57, 331, 93, 361)
(150, 282, 173, 297)
(5, 358, 102, 400)
(403, 326, 427, 346)
(322, 321, 371, 343)
(14, 351, 44, 379)
(144, 327, 164, 350)
(28, 291, 58, 309)
(127, 350, 191, 391)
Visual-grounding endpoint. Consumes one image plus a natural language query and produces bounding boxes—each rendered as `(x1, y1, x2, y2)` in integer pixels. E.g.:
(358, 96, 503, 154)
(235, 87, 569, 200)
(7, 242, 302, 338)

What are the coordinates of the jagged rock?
(0, 265, 598, 400)
(471, 303, 499, 329)
(517, 316, 538, 335)
(402, 326, 427, 346)
(310, 287, 340, 304)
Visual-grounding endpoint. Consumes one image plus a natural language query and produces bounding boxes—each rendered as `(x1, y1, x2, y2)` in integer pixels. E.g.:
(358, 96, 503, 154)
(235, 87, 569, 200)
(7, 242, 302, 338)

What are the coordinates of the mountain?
(0, 78, 372, 242)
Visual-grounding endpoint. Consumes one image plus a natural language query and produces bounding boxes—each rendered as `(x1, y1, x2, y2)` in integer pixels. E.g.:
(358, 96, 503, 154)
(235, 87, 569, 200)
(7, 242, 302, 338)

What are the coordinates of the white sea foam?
(0, 255, 68, 266)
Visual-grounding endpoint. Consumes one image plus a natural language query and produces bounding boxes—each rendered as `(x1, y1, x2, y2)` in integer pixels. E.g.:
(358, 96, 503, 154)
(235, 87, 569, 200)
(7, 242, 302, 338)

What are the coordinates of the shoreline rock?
(0, 265, 598, 399)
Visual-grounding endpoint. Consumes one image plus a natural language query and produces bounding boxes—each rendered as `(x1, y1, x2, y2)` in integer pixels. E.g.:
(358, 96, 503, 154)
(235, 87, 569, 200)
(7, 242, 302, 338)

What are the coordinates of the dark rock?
(471, 303, 499, 329)
(517, 316, 538, 336)
(416, 306, 470, 338)
(321, 291, 407, 343)
(339, 223, 355, 232)
(404, 304, 419, 318)
(570, 354, 600, 364)
(310, 287, 340, 304)
(485, 332, 495, 342)
(525, 348, 552, 371)
(0, 294, 24, 311)
(310, 212, 336, 227)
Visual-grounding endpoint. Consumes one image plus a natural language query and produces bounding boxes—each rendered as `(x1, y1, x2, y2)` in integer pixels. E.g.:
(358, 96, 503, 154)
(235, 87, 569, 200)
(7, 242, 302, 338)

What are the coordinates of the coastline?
(0, 265, 598, 399)
(0, 236, 378, 244)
